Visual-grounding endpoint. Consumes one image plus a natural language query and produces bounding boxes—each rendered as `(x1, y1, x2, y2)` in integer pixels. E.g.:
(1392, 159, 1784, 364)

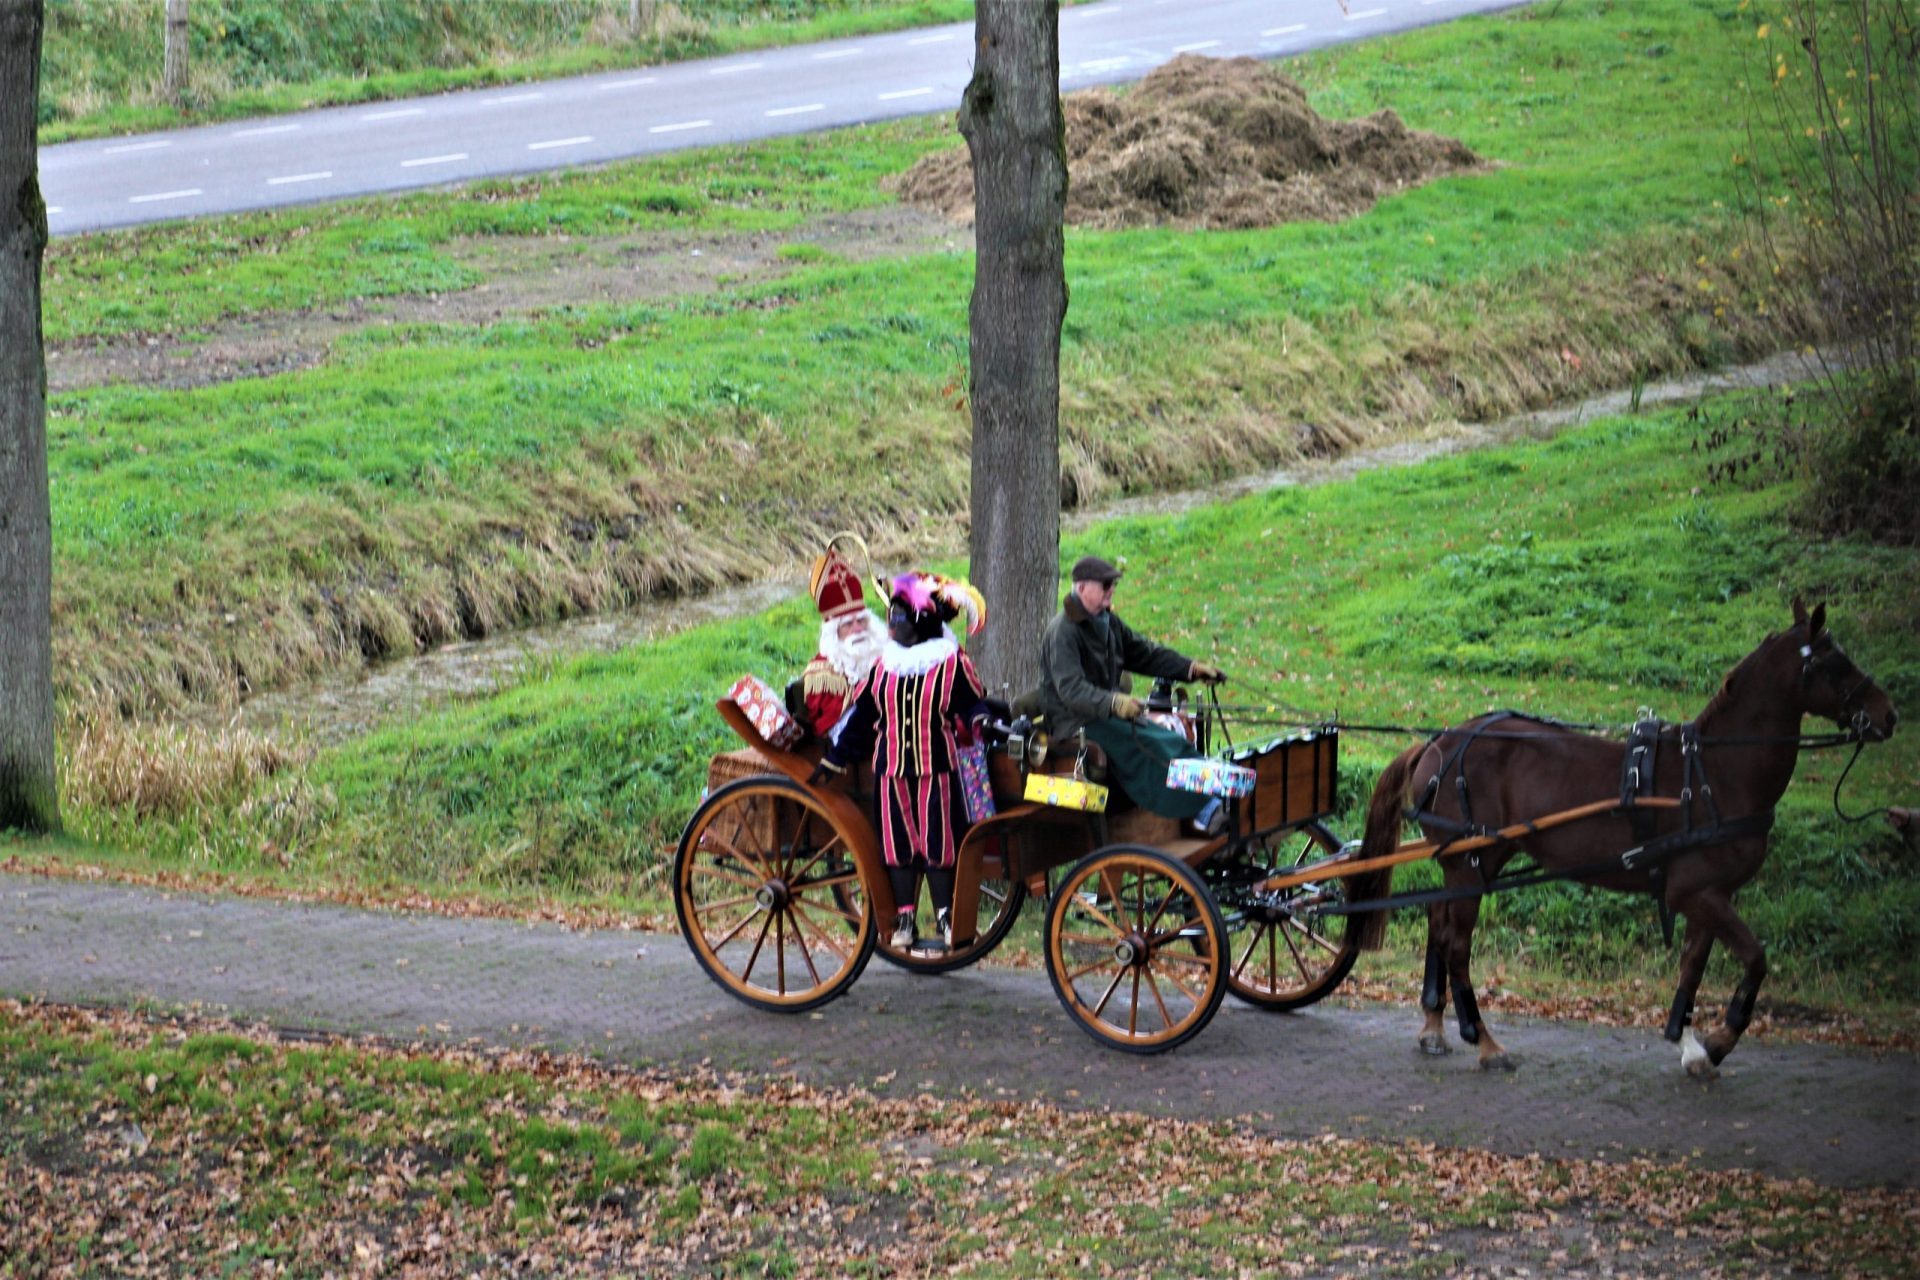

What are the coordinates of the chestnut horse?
(1347, 601, 1897, 1075)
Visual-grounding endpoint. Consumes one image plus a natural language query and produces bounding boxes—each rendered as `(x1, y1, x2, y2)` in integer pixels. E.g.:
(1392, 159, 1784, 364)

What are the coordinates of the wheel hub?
(1112, 932, 1151, 968)
(755, 879, 790, 912)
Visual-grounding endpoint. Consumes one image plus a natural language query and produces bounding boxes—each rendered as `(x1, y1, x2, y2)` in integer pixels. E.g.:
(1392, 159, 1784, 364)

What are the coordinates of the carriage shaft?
(1255, 797, 1681, 893)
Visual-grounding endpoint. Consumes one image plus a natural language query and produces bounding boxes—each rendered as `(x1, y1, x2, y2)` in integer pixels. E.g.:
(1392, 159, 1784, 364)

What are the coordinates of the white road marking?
(908, 33, 955, 45)
(488, 92, 546, 106)
(878, 87, 934, 101)
(46, 206, 62, 214)
(128, 188, 201, 203)
(766, 104, 825, 117)
(649, 119, 711, 134)
(104, 140, 170, 155)
(1263, 24, 1307, 36)
(812, 48, 862, 60)
(233, 124, 300, 139)
(401, 152, 467, 167)
(599, 76, 657, 89)
(1078, 57, 1132, 72)
(364, 107, 427, 121)
(709, 62, 763, 76)
(266, 171, 332, 185)
(1345, 7, 1389, 19)
(1173, 40, 1221, 53)
(527, 135, 592, 150)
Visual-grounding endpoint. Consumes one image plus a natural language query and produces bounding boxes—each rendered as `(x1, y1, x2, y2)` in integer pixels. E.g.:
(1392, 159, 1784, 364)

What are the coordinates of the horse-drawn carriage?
(674, 601, 1897, 1069)
(677, 685, 1355, 1053)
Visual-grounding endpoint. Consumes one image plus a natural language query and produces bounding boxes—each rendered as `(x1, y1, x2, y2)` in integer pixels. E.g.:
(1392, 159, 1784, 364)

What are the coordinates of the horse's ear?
(1809, 601, 1826, 639)
(1791, 595, 1807, 626)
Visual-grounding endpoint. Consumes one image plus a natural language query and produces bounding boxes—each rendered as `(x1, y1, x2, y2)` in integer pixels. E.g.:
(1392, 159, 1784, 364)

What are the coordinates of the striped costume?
(829, 636, 987, 869)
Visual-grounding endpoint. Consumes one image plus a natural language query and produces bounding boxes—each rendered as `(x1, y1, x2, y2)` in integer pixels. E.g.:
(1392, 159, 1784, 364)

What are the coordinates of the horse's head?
(1789, 598, 1898, 742)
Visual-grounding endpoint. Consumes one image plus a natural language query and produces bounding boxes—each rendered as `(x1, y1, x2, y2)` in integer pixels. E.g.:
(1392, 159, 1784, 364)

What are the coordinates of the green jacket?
(1037, 591, 1195, 739)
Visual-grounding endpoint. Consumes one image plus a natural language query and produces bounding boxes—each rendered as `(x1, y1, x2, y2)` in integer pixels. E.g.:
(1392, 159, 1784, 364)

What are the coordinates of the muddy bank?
(190, 348, 1827, 747)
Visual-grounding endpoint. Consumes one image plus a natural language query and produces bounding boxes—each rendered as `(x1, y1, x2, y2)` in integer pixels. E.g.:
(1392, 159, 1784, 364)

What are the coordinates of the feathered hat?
(889, 572, 986, 639)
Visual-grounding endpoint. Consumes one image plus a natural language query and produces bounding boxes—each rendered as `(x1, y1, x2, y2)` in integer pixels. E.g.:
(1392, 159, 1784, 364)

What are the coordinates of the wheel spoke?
(1128, 968, 1142, 1036)
(1069, 889, 1128, 941)
(1153, 957, 1208, 1007)
(700, 903, 763, 952)
(1280, 916, 1313, 982)
(1231, 923, 1267, 984)
(1283, 915, 1344, 957)
(784, 907, 824, 988)
(700, 828, 774, 883)
(740, 910, 776, 986)
(775, 909, 789, 994)
(1066, 955, 1118, 983)
(1146, 913, 1207, 947)
(787, 899, 852, 965)
(785, 832, 847, 885)
(1144, 967, 1175, 1032)
(690, 890, 759, 916)
(1090, 964, 1128, 1018)
(688, 862, 763, 891)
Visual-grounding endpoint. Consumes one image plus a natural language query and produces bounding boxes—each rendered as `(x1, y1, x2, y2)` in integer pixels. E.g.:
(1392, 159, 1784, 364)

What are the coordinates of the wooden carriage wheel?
(1044, 845, 1228, 1054)
(674, 776, 875, 1012)
(1223, 820, 1359, 1011)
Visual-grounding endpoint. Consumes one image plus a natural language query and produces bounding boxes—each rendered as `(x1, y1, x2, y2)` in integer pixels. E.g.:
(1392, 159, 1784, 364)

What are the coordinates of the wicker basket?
(703, 747, 781, 852)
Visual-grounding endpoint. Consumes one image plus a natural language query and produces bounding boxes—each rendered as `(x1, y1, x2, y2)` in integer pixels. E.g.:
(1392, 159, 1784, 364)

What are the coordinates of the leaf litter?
(3, 1000, 1911, 1278)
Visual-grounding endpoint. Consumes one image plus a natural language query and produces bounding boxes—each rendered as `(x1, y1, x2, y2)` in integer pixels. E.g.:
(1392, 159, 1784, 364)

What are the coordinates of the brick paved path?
(3, 872, 1913, 1189)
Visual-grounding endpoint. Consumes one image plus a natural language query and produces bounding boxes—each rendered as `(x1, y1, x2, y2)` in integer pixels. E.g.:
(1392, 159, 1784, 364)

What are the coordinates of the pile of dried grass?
(63, 710, 301, 819)
(892, 55, 1485, 230)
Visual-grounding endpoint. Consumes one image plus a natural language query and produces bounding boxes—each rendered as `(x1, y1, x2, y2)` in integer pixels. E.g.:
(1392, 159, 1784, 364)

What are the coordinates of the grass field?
(3, 1001, 1912, 1277)
(32, 389, 1919, 1012)
(42, 0, 1844, 714)
(39, 0, 975, 143)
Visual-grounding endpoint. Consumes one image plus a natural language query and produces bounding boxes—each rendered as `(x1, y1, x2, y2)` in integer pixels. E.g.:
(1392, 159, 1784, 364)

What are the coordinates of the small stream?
(207, 349, 1825, 747)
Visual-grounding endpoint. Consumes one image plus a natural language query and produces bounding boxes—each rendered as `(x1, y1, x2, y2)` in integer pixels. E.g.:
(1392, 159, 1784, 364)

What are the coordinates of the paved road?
(3, 871, 1913, 1189)
(41, 0, 1528, 236)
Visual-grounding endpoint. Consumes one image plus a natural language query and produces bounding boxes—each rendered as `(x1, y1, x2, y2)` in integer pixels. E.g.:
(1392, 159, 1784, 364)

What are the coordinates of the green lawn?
(43, 0, 1846, 713)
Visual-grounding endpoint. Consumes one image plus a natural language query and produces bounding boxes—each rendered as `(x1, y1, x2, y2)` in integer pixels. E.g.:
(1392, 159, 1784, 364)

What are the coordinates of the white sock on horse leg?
(1680, 1027, 1711, 1073)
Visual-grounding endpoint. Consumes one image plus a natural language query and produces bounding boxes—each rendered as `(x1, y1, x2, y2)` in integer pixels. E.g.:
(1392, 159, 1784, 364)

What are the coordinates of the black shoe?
(934, 907, 953, 948)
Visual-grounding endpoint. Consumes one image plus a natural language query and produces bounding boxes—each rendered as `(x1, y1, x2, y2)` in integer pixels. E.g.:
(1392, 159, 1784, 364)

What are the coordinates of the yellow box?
(1023, 772, 1109, 813)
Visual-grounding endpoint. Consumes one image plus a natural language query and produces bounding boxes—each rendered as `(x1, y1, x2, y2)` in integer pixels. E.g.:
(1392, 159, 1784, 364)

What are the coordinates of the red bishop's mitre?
(809, 549, 866, 620)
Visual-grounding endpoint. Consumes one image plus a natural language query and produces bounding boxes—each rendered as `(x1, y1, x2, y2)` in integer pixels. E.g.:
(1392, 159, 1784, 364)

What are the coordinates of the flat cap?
(1071, 554, 1123, 584)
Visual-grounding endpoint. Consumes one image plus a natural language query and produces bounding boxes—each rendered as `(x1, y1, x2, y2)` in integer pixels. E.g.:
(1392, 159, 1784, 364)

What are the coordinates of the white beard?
(820, 612, 886, 682)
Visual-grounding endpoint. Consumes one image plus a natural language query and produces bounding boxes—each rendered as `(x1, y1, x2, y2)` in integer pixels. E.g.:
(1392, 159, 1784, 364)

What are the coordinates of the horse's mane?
(1696, 624, 1800, 723)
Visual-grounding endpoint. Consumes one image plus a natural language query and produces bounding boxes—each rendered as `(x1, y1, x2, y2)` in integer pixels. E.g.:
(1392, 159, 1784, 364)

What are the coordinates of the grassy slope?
(7, 1003, 1910, 1277)
(47, 394, 1920, 1003)
(44, 1, 1834, 712)
(39, 0, 976, 143)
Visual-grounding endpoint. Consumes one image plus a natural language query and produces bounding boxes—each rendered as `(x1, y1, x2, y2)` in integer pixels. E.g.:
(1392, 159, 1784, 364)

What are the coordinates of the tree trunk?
(163, 0, 189, 103)
(958, 0, 1066, 700)
(0, 0, 59, 834)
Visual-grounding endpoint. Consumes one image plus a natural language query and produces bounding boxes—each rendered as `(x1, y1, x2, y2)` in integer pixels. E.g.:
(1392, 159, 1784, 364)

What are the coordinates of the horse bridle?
(1798, 638, 1882, 739)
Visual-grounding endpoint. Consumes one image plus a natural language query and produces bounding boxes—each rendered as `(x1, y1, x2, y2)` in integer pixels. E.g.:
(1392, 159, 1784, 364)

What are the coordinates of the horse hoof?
(1686, 1056, 1720, 1082)
(1478, 1052, 1515, 1072)
(1418, 1034, 1451, 1057)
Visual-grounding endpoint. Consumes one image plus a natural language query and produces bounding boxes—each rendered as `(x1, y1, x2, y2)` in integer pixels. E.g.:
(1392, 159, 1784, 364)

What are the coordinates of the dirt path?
(4, 870, 1912, 1191)
(47, 206, 969, 394)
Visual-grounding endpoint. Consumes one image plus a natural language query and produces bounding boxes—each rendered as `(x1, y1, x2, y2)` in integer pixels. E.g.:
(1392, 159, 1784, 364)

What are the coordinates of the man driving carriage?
(1038, 555, 1229, 836)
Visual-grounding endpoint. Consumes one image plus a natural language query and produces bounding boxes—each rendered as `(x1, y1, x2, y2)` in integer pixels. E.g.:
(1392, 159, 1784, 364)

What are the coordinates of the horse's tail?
(1346, 743, 1425, 952)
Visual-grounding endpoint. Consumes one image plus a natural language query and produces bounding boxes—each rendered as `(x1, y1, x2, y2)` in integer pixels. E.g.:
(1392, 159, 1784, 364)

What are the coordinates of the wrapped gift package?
(1141, 708, 1198, 745)
(1024, 772, 1110, 813)
(955, 739, 996, 824)
(728, 674, 803, 749)
(1167, 756, 1257, 798)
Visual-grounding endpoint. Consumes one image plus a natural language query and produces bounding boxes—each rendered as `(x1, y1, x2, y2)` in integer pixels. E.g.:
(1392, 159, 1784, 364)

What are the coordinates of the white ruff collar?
(880, 634, 958, 677)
